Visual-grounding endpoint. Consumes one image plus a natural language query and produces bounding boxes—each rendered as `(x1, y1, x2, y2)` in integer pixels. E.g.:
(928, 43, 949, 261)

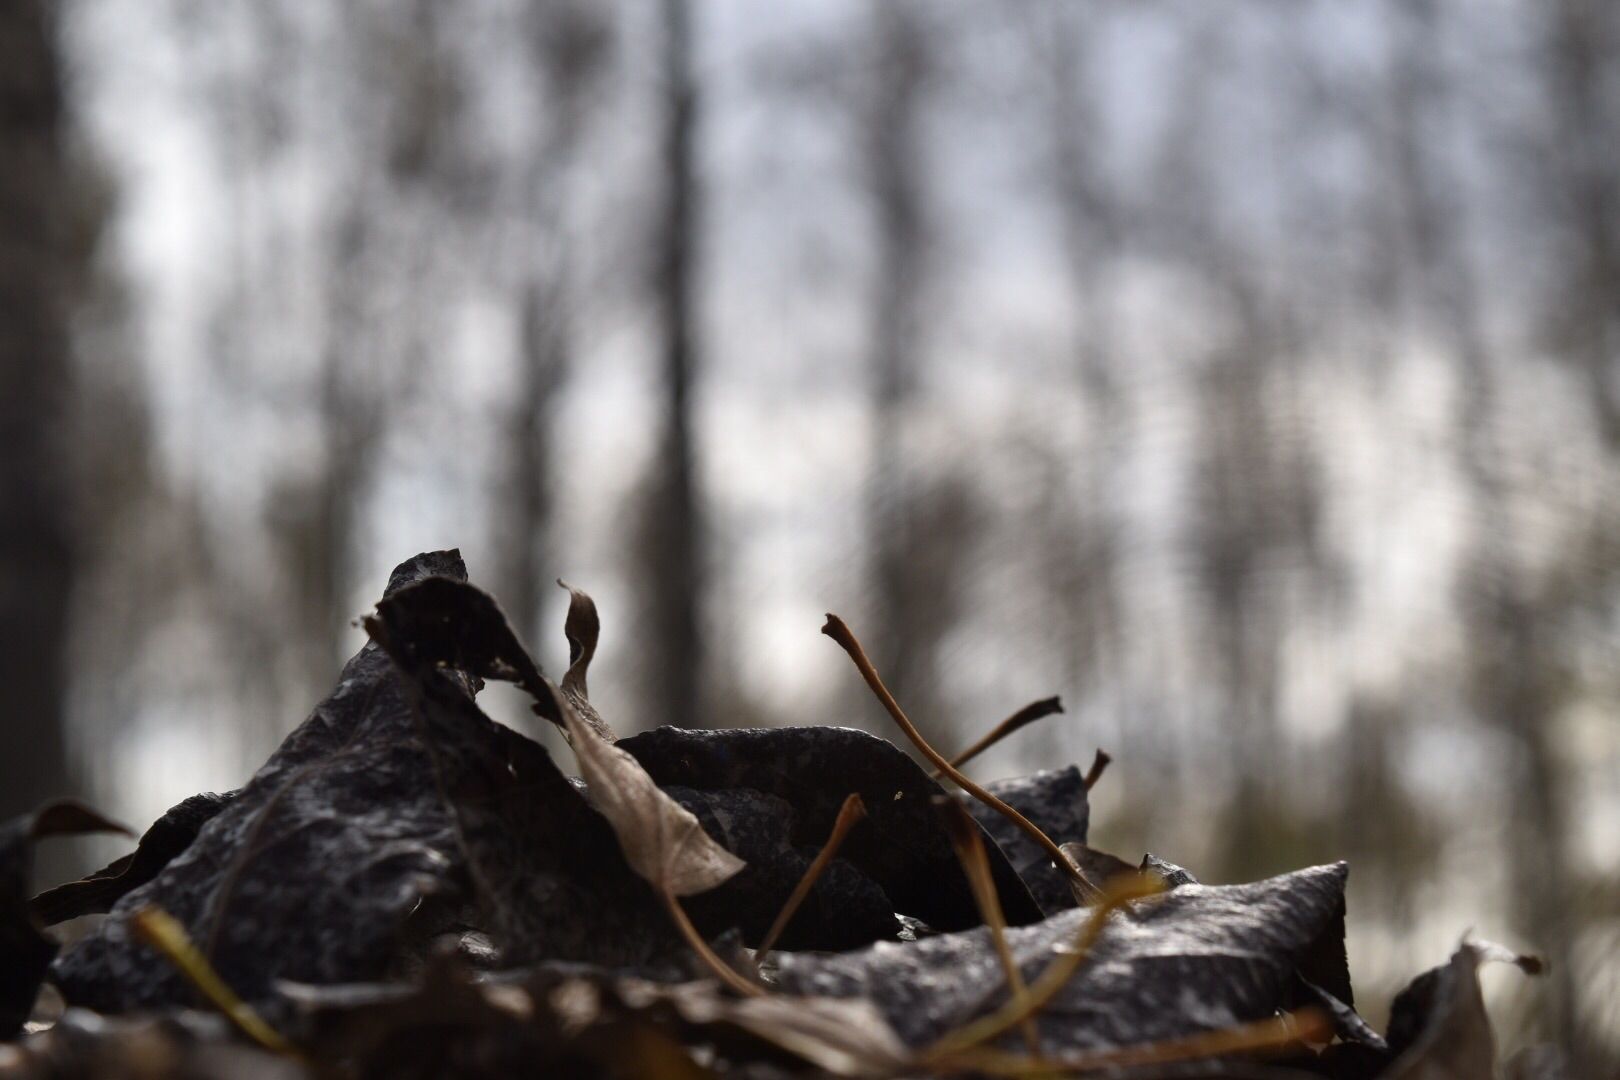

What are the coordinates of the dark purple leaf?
(618, 725, 1043, 934)
(663, 785, 900, 951)
(53, 551, 677, 1014)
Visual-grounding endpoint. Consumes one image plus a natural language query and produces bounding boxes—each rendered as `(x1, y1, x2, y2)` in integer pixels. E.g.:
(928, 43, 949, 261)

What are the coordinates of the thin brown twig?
(661, 888, 767, 998)
(934, 696, 1064, 778)
(754, 793, 868, 966)
(821, 615, 1089, 894)
(936, 797, 1041, 1057)
(1082, 748, 1111, 791)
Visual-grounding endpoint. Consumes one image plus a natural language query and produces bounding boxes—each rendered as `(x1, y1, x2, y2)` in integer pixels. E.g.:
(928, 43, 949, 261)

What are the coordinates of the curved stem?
(662, 887, 766, 997)
(755, 793, 867, 966)
(919, 874, 1165, 1063)
(935, 696, 1064, 776)
(821, 615, 1086, 893)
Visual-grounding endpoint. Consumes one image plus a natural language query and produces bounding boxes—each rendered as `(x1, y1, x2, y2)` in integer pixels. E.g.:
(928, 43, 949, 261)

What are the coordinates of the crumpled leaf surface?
(52, 551, 679, 1013)
(776, 862, 1351, 1054)
(966, 765, 1091, 915)
(1, 803, 130, 1038)
(619, 725, 1043, 932)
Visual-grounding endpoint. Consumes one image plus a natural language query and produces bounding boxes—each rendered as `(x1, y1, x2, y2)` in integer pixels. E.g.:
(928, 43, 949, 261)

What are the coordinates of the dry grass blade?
(920, 872, 1166, 1063)
(936, 797, 1040, 1056)
(943, 1007, 1332, 1076)
(130, 906, 301, 1057)
(935, 696, 1064, 777)
(755, 793, 868, 965)
(661, 888, 767, 998)
(821, 614, 1089, 895)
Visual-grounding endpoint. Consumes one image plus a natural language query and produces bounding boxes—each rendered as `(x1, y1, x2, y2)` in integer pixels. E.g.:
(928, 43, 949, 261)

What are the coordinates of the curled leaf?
(555, 580, 614, 741)
(2, 801, 131, 1038)
(557, 579, 599, 699)
(557, 694, 744, 899)
(550, 685, 753, 992)
(369, 573, 549, 709)
(32, 792, 237, 926)
(1383, 938, 1544, 1079)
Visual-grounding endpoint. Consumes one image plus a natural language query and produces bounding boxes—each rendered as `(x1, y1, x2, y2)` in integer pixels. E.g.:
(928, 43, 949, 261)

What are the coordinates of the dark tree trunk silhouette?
(495, 2, 606, 650)
(863, 4, 937, 739)
(1031, 6, 1123, 728)
(0, 0, 73, 814)
(644, 0, 706, 730)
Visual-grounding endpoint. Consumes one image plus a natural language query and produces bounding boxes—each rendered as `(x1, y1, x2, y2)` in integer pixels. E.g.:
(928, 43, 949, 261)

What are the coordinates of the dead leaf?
(555, 581, 615, 742)
(2, 802, 131, 1038)
(620, 724, 1042, 932)
(32, 792, 237, 926)
(55, 552, 681, 1015)
(557, 694, 744, 899)
(1383, 938, 1544, 1080)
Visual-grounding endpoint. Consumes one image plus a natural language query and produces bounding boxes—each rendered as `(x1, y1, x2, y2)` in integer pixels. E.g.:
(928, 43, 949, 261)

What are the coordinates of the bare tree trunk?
(863, 4, 937, 738)
(495, 2, 606, 650)
(643, 0, 706, 730)
(501, 285, 565, 650)
(1478, 0, 1620, 1065)
(0, 0, 74, 814)
(1032, 6, 1123, 723)
(1546, 0, 1620, 441)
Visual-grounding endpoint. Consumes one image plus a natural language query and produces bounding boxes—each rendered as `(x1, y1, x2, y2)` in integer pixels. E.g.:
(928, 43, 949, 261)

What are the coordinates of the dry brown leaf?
(555, 580, 615, 742)
(557, 691, 743, 898)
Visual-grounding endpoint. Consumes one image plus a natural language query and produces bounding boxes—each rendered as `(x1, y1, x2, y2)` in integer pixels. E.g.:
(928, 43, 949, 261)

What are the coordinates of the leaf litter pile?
(1, 551, 1561, 1078)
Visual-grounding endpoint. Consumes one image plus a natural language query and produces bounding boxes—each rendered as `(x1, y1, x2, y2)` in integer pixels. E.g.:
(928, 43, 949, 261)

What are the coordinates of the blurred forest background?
(2, 0, 1618, 1072)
